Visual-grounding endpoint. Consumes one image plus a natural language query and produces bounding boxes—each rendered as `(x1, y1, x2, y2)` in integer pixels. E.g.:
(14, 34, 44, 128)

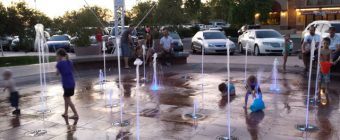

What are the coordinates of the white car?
(302, 20, 340, 39)
(238, 29, 292, 56)
(191, 30, 236, 54)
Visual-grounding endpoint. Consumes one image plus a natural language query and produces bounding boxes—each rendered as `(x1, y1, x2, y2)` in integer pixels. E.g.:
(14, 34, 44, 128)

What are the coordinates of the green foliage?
(52, 6, 111, 36)
(229, 0, 274, 25)
(0, 56, 56, 67)
(74, 29, 92, 47)
(155, 0, 186, 25)
(184, 0, 201, 21)
(130, 1, 156, 26)
(0, 1, 52, 51)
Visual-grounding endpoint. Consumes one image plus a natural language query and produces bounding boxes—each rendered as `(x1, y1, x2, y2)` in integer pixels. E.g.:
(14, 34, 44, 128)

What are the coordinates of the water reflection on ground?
(0, 69, 339, 140)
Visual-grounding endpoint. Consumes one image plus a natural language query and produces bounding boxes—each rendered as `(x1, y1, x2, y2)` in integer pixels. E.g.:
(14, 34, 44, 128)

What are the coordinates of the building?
(254, 0, 340, 31)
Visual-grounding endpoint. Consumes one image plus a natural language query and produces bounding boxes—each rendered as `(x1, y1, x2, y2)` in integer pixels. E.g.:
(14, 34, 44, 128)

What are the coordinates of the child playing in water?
(2, 70, 20, 115)
(282, 34, 292, 72)
(56, 49, 79, 120)
(318, 37, 340, 97)
(218, 81, 236, 108)
(218, 81, 236, 97)
(244, 75, 262, 109)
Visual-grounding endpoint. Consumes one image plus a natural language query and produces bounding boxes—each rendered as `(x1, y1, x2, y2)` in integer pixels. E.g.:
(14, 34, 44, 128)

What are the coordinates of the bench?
(70, 52, 190, 69)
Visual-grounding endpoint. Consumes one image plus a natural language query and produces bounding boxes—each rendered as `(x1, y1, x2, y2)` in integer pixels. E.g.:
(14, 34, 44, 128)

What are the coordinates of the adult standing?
(145, 33, 154, 65)
(301, 26, 321, 72)
(328, 26, 340, 61)
(121, 25, 135, 69)
(159, 29, 173, 66)
(95, 27, 103, 49)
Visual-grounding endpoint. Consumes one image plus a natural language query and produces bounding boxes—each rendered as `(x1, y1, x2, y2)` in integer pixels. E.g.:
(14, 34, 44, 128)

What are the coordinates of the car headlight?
(262, 42, 272, 46)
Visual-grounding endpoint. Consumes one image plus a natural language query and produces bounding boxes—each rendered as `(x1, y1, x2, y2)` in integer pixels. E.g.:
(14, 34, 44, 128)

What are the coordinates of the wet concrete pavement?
(1, 56, 340, 140)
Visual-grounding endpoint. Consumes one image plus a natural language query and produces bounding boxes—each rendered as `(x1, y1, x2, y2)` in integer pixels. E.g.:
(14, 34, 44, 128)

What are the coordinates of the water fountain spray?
(142, 45, 147, 82)
(201, 43, 205, 109)
(134, 58, 143, 140)
(102, 41, 107, 82)
(25, 23, 48, 137)
(151, 53, 159, 90)
(99, 69, 104, 91)
(217, 40, 237, 140)
(270, 58, 280, 91)
(244, 43, 249, 84)
(313, 41, 322, 103)
(296, 39, 318, 134)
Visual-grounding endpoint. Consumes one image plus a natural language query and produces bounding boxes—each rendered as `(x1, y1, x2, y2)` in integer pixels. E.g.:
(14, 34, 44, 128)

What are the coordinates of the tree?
(155, 0, 186, 25)
(0, 2, 7, 36)
(208, 0, 230, 22)
(229, 0, 273, 26)
(184, 0, 201, 21)
(130, 1, 156, 26)
(54, 6, 111, 36)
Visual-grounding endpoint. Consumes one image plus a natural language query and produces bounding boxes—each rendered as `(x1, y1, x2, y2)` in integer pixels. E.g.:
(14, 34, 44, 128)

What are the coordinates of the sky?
(2, 0, 140, 18)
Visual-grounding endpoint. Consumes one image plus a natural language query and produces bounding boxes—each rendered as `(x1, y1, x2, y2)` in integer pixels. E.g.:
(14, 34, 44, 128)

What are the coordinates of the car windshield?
(170, 33, 180, 39)
(216, 23, 225, 26)
(49, 35, 69, 41)
(255, 31, 282, 38)
(203, 32, 226, 39)
(331, 24, 340, 33)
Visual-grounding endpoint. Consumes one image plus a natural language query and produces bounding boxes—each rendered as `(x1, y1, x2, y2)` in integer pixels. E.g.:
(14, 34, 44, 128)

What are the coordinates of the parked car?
(169, 32, 184, 52)
(209, 21, 230, 29)
(47, 35, 73, 52)
(0, 36, 13, 51)
(191, 30, 236, 54)
(10, 36, 19, 51)
(302, 20, 340, 39)
(238, 29, 292, 56)
(237, 24, 261, 35)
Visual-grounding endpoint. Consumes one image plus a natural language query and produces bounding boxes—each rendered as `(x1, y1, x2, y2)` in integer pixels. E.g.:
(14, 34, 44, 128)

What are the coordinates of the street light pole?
(0, 40, 4, 57)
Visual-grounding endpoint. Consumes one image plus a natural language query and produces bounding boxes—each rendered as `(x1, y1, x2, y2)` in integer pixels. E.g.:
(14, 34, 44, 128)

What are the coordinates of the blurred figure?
(95, 27, 103, 49)
(2, 70, 20, 115)
(121, 25, 135, 69)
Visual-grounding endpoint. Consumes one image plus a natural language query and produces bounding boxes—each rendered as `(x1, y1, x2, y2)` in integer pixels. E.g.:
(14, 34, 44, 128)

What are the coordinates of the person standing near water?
(282, 34, 292, 72)
(328, 26, 340, 62)
(121, 25, 135, 69)
(301, 26, 321, 72)
(56, 49, 79, 120)
(95, 27, 103, 49)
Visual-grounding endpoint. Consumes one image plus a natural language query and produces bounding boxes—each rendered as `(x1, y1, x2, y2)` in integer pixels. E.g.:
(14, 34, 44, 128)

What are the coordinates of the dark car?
(169, 32, 184, 52)
(47, 35, 73, 52)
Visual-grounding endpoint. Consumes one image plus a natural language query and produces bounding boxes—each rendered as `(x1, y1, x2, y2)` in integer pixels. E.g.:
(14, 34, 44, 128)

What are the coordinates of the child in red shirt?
(318, 37, 339, 97)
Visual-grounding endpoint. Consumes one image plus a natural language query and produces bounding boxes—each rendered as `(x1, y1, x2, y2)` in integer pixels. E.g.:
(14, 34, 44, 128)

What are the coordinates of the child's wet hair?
(56, 48, 69, 59)
(323, 37, 331, 44)
(247, 75, 257, 84)
(2, 69, 12, 78)
(218, 82, 227, 92)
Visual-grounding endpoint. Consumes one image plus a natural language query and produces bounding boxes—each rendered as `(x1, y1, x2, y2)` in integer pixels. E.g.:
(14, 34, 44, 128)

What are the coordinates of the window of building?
(261, 12, 280, 25)
(307, 0, 334, 5)
(327, 14, 335, 20)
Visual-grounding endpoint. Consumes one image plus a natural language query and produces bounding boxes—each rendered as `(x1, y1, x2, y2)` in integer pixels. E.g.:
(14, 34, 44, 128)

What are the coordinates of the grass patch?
(0, 56, 56, 67)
